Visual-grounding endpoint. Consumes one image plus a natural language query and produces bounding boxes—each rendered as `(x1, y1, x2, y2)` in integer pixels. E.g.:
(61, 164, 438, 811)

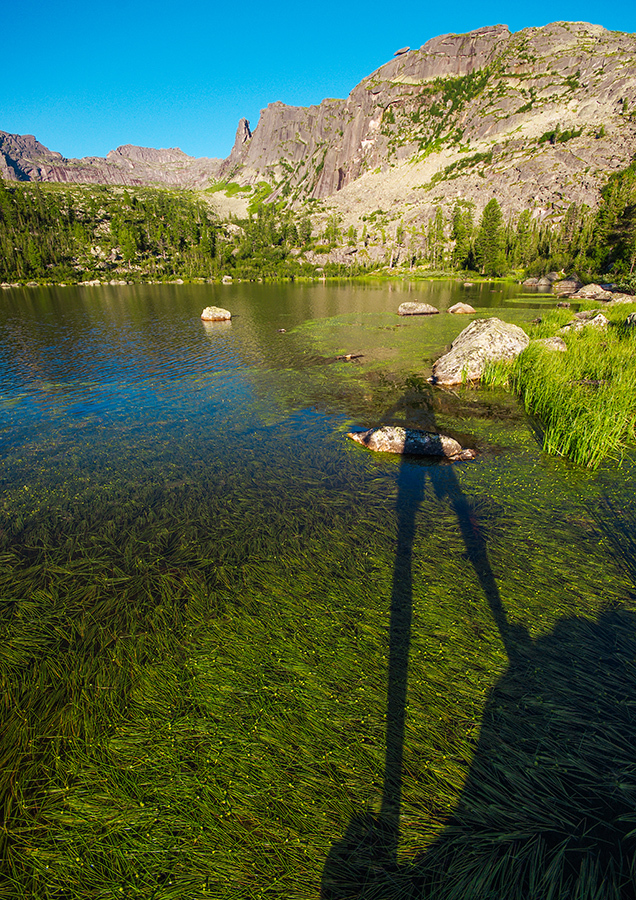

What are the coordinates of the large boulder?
(570, 283, 614, 301)
(398, 301, 439, 316)
(448, 302, 476, 314)
(553, 278, 583, 297)
(347, 425, 476, 460)
(201, 306, 232, 321)
(430, 317, 529, 385)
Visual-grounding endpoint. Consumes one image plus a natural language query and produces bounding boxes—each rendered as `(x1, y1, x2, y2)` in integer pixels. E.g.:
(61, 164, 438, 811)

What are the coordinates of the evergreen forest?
(1, 156, 635, 287)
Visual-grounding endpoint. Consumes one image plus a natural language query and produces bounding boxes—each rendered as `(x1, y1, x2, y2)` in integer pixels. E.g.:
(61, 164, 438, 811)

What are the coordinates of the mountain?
(2, 21, 636, 232)
(0, 132, 221, 188)
(221, 22, 636, 220)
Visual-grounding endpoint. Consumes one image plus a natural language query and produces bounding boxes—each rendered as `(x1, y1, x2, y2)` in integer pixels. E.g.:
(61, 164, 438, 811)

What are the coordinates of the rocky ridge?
(217, 21, 636, 244)
(2, 21, 636, 238)
(0, 132, 222, 188)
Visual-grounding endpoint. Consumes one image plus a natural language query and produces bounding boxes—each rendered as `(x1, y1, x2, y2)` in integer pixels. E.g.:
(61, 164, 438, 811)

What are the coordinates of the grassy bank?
(484, 302, 636, 468)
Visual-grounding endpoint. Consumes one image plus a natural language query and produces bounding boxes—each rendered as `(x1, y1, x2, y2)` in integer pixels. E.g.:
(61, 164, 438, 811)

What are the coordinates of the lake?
(1, 281, 635, 899)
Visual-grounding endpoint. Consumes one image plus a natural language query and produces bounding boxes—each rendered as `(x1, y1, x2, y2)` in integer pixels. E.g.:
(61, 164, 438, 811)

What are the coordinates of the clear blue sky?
(3, 0, 635, 162)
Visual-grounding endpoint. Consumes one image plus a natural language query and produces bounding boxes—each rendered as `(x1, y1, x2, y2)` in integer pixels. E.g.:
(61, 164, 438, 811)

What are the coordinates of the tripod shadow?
(322, 387, 636, 900)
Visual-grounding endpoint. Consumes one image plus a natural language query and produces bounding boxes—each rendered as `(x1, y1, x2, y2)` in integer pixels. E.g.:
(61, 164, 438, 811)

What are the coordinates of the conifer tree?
(475, 198, 505, 275)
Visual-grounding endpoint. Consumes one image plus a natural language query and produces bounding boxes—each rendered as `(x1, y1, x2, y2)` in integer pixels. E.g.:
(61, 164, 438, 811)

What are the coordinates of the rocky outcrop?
(3, 20, 636, 233)
(219, 20, 636, 225)
(533, 335, 567, 351)
(347, 425, 476, 460)
(560, 313, 608, 332)
(0, 131, 222, 188)
(431, 317, 529, 385)
(397, 301, 439, 315)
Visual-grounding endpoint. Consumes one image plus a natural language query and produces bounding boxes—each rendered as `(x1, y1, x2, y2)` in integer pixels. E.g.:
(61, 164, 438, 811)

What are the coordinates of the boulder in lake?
(430, 317, 529, 386)
(397, 301, 439, 316)
(347, 425, 476, 460)
(201, 306, 232, 321)
(448, 302, 476, 314)
(553, 278, 583, 297)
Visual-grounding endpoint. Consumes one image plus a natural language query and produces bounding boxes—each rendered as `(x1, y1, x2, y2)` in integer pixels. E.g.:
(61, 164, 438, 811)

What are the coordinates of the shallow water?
(1, 281, 635, 899)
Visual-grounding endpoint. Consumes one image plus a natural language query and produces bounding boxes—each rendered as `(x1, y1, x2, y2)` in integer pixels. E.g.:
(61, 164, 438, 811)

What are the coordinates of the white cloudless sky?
(2, 0, 635, 161)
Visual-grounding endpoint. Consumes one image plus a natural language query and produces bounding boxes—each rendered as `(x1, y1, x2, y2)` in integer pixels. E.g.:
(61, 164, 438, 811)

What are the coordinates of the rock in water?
(347, 425, 476, 460)
(448, 302, 476, 314)
(201, 306, 232, 321)
(431, 317, 529, 386)
(397, 302, 439, 316)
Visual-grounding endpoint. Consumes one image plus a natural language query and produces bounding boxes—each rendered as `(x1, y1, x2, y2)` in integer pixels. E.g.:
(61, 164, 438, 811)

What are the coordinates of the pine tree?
(476, 198, 505, 275)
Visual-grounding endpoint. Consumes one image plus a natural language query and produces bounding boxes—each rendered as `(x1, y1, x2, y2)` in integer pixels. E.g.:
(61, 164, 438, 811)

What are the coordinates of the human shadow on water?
(322, 390, 636, 900)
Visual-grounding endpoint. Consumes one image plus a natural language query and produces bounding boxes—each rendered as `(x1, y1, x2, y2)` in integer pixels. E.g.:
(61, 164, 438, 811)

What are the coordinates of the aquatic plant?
(484, 304, 636, 468)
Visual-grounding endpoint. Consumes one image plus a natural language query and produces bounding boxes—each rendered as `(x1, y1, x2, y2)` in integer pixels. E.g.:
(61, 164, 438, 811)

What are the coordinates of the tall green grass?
(484, 304, 636, 468)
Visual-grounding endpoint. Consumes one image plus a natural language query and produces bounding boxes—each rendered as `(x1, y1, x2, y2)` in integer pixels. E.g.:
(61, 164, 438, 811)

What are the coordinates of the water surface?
(1, 281, 634, 899)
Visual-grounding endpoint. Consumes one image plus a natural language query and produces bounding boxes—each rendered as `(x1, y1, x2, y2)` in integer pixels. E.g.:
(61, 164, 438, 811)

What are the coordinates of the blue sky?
(3, 0, 635, 161)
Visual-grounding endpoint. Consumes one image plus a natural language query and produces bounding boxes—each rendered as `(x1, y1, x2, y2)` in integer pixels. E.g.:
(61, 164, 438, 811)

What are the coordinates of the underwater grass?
(0, 405, 634, 899)
(483, 303, 636, 468)
(2, 280, 636, 899)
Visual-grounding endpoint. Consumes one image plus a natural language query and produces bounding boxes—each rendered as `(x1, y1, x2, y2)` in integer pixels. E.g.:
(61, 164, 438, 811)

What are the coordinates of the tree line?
(1, 156, 635, 286)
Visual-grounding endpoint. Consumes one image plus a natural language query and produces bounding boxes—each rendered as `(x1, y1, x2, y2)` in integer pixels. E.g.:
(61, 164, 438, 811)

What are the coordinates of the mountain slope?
(2, 21, 636, 237)
(222, 22, 636, 226)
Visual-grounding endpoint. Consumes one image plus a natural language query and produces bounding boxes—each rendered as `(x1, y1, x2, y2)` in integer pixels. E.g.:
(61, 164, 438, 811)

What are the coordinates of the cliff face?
(220, 21, 636, 225)
(2, 21, 636, 229)
(0, 132, 222, 187)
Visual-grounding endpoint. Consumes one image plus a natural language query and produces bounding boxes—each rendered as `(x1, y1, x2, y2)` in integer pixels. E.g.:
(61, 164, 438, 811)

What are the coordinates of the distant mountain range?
(3, 21, 636, 228)
(0, 134, 222, 188)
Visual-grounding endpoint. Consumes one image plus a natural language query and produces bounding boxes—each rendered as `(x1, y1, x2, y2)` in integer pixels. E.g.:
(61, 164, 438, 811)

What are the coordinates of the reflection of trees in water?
(322, 422, 636, 900)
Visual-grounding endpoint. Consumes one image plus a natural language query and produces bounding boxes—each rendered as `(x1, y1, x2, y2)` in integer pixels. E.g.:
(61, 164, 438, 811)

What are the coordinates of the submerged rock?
(397, 301, 439, 316)
(430, 317, 529, 386)
(448, 302, 476, 314)
(201, 306, 232, 321)
(347, 425, 476, 460)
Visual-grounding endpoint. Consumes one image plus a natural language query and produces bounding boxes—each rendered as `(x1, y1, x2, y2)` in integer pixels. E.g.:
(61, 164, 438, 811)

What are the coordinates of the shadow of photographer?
(322, 387, 636, 900)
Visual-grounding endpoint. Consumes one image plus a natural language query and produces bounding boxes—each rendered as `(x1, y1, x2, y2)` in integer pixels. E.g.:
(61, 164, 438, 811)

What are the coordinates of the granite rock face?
(219, 20, 636, 223)
(3, 20, 636, 233)
(431, 317, 529, 385)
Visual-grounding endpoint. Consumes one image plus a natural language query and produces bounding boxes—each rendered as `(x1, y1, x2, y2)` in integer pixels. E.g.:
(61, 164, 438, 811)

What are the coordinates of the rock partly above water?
(448, 302, 476, 314)
(431, 317, 529, 385)
(397, 301, 439, 316)
(347, 425, 477, 460)
(201, 306, 232, 321)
